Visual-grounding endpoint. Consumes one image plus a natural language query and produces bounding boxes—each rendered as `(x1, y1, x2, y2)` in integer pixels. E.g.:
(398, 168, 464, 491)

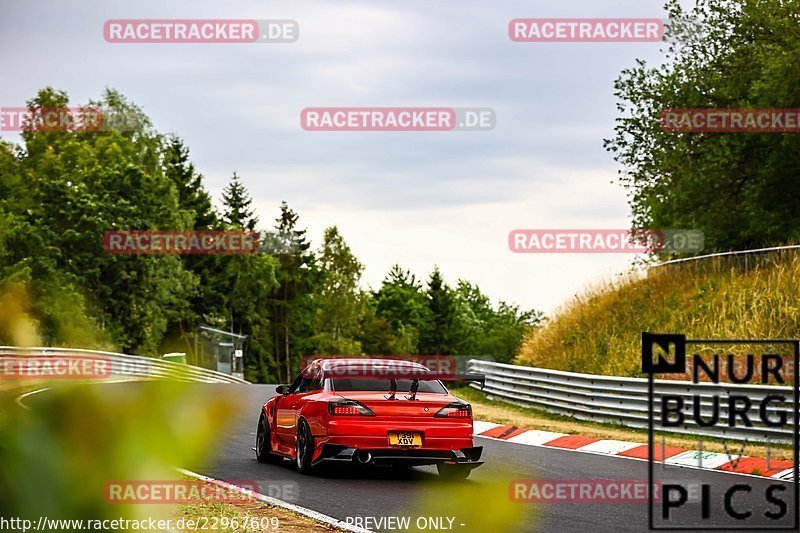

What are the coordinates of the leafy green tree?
(449, 281, 542, 361)
(482, 302, 543, 362)
(2, 88, 197, 354)
(312, 226, 364, 354)
(224, 253, 279, 383)
(373, 265, 430, 354)
(605, 0, 800, 252)
(357, 299, 400, 355)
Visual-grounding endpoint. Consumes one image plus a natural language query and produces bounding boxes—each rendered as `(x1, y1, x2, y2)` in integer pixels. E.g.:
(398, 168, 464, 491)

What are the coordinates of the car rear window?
(330, 378, 447, 394)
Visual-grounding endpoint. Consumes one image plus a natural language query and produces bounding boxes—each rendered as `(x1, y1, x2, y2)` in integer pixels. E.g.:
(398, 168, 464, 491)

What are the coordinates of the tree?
(373, 265, 429, 354)
(312, 227, 364, 355)
(269, 202, 316, 381)
(224, 252, 279, 383)
(482, 302, 544, 363)
(221, 173, 257, 231)
(163, 136, 218, 230)
(357, 298, 400, 355)
(3, 88, 198, 354)
(162, 136, 225, 342)
(605, 0, 800, 253)
(417, 267, 458, 355)
(449, 281, 543, 361)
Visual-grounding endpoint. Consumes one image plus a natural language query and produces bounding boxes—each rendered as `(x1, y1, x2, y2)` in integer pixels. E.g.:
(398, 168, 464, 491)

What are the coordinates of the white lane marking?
(180, 468, 373, 533)
(577, 439, 642, 455)
(771, 468, 795, 481)
(472, 420, 501, 434)
(664, 450, 739, 469)
(14, 379, 143, 410)
(15, 387, 52, 409)
(506, 429, 567, 446)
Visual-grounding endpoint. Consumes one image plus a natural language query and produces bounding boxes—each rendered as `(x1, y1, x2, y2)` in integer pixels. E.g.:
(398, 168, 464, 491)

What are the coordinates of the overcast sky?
(0, 0, 679, 314)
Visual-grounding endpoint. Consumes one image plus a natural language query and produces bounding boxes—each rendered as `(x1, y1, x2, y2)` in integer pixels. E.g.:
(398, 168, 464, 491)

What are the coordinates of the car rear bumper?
(313, 444, 483, 467)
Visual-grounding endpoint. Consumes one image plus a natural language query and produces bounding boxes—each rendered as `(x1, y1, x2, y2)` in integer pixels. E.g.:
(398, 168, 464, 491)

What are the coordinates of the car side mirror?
(275, 385, 289, 395)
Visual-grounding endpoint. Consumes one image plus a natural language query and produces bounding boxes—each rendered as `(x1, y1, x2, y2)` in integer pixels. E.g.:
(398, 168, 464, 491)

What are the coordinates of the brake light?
(434, 402, 472, 418)
(328, 400, 375, 416)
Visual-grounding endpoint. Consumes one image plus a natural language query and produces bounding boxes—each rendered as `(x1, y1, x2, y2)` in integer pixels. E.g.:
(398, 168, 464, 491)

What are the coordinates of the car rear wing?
(433, 372, 486, 388)
(322, 369, 485, 388)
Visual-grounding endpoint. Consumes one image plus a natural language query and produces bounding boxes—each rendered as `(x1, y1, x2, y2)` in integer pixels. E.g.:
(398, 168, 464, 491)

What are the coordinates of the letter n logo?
(642, 332, 686, 374)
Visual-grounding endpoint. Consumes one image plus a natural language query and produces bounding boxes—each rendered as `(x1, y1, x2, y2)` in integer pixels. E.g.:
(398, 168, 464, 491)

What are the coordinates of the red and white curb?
(472, 421, 796, 482)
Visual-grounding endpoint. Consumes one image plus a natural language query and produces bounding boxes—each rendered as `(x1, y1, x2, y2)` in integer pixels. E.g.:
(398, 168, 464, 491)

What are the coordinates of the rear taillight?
(328, 400, 376, 416)
(434, 402, 472, 418)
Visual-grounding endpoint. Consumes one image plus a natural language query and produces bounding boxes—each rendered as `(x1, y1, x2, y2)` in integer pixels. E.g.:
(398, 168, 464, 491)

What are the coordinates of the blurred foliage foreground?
(0, 380, 242, 525)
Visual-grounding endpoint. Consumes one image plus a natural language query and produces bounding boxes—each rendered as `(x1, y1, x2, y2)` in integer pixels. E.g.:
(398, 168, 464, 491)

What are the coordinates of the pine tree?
(270, 202, 315, 381)
(420, 266, 457, 355)
(163, 136, 218, 230)
(221, 173, 258, 230)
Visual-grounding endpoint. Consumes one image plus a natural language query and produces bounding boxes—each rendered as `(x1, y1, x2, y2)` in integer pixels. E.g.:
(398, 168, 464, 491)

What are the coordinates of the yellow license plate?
(388, 431, 422, 446)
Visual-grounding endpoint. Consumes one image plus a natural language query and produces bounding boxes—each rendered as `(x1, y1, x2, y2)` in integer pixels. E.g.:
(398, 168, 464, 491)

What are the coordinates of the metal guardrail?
(652, 243, 800, 268)
(0, 346, 248, 384)
(467, 359, 794, 443)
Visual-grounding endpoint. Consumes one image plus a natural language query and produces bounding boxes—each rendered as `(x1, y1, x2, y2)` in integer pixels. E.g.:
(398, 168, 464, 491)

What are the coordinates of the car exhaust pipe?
(356, 451, 372, 464)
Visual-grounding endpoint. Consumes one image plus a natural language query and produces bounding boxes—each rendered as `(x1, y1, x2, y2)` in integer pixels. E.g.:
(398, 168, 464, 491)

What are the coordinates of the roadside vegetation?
(176, 482, 335, 533)
(515, 0, 800, 377)
(516, 249, 800, 377)
(0, 89, 542, 384)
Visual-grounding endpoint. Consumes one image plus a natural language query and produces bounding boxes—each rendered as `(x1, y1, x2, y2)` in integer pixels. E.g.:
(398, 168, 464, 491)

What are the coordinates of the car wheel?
(256, 413, 279, 464)
(437, 463, 471, 480)
(295, 419, 316, 475)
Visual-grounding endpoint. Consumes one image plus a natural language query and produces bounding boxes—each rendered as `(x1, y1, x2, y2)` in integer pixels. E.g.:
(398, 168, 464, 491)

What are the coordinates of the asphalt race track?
(24, 383, 799, 532)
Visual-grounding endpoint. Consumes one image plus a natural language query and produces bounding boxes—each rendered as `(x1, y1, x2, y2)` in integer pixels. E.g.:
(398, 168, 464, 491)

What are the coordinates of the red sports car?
(255, 358, 484, 479)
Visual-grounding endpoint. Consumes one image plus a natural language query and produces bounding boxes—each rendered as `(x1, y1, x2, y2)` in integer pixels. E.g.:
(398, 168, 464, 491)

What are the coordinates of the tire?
(256, 413, 280, 464)
(295, 419, 316, 475)
(437, 463, 471, 480)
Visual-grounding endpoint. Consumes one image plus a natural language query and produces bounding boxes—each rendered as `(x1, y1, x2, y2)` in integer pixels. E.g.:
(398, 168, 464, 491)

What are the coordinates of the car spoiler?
(323, 370, 486, 389)
(433, 372, 486, 388)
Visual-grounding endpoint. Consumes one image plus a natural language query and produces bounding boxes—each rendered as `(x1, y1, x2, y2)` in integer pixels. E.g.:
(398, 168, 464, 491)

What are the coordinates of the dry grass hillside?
(516, 249, 800, 376)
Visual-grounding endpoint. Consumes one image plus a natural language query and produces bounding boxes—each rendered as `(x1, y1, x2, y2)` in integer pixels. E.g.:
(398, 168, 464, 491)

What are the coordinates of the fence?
(467, 359, 794, 443)
(0, 346, 248, 384)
